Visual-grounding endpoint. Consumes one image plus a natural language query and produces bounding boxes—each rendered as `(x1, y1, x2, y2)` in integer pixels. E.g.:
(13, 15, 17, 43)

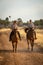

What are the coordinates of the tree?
(9, 16, 11, 21)
(17, 18, 23, 26)
(34, 20, 40, 26)
(5, 17, 9, 21)
(34, 19, 43, 26)
(40, 19, 43, 25)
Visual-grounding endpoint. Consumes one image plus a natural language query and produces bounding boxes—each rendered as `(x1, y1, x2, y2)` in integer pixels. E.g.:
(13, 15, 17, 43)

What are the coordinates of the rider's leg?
(34, 31, 37, 39)
(17, 31, 21, 40)
(9, 31, 14, 41)
(9, 32, 12, 41)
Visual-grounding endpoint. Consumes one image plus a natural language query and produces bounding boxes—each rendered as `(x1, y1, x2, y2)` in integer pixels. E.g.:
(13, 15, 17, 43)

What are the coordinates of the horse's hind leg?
(12, 42, 14, 52)
(15, 41, 17, 52)
(27, 39, 29, 49)
(31, 39, 34, 51)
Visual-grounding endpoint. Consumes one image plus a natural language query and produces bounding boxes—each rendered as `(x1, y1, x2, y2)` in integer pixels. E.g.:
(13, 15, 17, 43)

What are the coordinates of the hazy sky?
(0, 0, 43, 22)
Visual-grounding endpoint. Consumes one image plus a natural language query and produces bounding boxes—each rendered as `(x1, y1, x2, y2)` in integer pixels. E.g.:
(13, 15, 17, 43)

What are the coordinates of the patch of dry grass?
(35, 29, 43, 47)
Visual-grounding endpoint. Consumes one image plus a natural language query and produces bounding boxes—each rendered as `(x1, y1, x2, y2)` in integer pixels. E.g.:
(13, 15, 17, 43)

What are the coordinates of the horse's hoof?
(14, 50, 17, 53)
(20, 38, 22, 41)
(28, 47, 29, 50)
(13, 49, 14, 52)
(31, 48, 33, 51)
(15, 49, 17, 53)
(9, 39, 11, 41)
(35, 37, 37, 40)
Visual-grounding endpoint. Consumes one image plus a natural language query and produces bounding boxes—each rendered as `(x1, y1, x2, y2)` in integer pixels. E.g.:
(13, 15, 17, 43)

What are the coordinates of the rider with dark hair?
(9, 20, 21, 41)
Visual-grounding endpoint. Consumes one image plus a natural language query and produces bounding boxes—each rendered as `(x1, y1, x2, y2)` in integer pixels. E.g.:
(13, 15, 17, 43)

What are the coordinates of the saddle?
(27, 28, 34, 39)
(10, 29, 21, 41)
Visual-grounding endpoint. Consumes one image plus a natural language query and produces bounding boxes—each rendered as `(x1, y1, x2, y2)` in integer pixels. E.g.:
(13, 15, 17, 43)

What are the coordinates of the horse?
(10, 30, 21, 52)
(24, 27, 35, 51)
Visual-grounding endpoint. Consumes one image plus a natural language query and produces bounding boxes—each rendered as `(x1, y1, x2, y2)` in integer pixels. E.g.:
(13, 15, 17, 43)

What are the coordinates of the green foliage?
(40, 19, 43, 25)
(17, 18, 23, 26)
(0, 19, 10, 25)
(34, 19, 43, 26)
(5, 17, 9, 21)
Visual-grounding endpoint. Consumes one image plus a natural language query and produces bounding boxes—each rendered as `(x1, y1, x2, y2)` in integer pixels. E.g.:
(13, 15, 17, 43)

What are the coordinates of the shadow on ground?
(0, 48, 43, 53)
(0, 50, 13, 53)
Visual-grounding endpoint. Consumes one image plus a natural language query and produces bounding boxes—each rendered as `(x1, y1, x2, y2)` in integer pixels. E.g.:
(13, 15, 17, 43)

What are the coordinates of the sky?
(0, 0, 43, 22)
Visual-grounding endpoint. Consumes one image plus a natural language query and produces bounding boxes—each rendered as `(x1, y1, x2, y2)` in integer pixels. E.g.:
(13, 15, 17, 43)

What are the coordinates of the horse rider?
(9, 20, 21, 41)
(28, 19, 37, 39)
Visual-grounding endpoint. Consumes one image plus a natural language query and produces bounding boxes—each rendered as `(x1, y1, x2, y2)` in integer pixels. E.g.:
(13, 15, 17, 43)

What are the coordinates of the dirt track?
(0, 29, 43, 65)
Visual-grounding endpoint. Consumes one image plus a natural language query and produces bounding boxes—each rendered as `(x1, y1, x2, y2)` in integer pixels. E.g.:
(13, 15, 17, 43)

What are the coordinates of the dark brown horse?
(10, 30, 20, 52)
(24, 28, 35, 51)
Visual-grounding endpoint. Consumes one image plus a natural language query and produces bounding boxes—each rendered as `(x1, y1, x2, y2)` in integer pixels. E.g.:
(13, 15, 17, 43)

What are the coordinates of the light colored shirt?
(28, 22, 35, 28)
(11, 24, 18, 30)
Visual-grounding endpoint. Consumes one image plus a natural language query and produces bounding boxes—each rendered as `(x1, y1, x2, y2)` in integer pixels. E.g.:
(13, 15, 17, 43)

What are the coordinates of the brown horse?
(24, 28, 35, 51)
(10, 30, 20, 52)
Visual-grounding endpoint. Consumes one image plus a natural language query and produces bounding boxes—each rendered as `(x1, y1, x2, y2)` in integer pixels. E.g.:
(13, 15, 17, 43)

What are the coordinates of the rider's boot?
(17, 31, 21, 40)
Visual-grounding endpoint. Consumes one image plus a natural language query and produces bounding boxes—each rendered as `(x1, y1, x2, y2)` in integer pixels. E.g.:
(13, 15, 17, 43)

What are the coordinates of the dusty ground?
(0, 28, 43, 65)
